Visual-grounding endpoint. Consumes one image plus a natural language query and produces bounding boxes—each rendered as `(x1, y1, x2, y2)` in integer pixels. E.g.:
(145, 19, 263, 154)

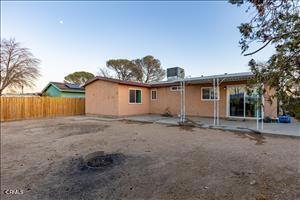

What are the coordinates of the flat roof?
(83, 72, 254, 88)
(150, 72, 254, 86)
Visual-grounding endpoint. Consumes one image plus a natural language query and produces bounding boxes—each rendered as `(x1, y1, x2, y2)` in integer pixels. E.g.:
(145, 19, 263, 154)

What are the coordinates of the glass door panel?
(245, 95, 261, 118)
(229, 87, 244, 117)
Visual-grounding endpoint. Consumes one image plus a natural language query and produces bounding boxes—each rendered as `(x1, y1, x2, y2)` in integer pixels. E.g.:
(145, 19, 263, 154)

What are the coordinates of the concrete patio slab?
(122, 115, 300, 137)
(190, 117, 300, 137)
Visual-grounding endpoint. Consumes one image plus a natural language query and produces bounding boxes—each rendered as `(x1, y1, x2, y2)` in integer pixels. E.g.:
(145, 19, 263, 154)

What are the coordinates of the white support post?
(213, 78, 216, 126)
(180, 81, 183, 122)
(261, 85, 264, 130)
(183, 79, 186, 122)
(256, 94, 259, 130)
(217, 78, 220, 126)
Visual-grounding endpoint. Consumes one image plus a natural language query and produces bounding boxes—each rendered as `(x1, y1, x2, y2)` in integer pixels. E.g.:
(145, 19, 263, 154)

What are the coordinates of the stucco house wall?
(84, 77, 277, 119)
(186, 83, 227, 117)
(85, 80, 119, 116)
(150, 86, 180, 116)
(263, 86, 278, 118)
(150, 82, 234, 118)
(118, 85, 150, 116)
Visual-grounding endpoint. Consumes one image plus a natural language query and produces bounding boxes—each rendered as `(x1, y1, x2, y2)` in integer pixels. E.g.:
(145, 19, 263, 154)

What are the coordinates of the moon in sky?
(59, 20, 64, 24)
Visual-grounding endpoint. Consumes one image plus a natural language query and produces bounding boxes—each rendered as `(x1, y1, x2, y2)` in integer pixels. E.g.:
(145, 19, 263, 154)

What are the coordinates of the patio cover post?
(256, 94, 259, 130)
(261, 85, 264, 130)
(217, 77, 220, 126)
(180, 79, 186, 123)
(213, 78, 216, 126)
(183, 79, 186, 122)
(180, 80, 183, 122)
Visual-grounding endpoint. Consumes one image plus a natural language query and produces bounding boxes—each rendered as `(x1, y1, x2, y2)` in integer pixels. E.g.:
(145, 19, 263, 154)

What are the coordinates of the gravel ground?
(1, 116, 300, 200)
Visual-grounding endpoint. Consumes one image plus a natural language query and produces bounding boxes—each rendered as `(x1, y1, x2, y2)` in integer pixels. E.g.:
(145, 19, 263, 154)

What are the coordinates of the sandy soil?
(1, 116, 300, 200)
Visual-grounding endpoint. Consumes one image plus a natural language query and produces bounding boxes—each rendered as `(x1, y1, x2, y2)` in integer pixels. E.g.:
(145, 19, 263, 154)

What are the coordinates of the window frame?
(128, 89, 142, 104)
(170, 86, 183, 92)
(201, 87, 220, 101)
(151, 89, 158, 100)
(226, 84, 262, 118)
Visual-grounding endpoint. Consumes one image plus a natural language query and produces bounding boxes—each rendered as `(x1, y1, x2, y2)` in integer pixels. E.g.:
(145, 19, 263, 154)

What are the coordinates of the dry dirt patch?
(1, 116, 299, 200)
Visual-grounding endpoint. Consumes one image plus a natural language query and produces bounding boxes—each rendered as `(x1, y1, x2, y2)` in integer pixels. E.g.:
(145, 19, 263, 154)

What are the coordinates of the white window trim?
(128, 88, 142, 104)
(201, 87, 220, 101)
(151, 89, 158, 100)
(170, 86, 183, 92)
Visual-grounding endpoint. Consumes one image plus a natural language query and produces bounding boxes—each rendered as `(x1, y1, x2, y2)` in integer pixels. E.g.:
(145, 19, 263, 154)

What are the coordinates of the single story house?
(41, 82, 85, 98)
(83, 71, 277, 119)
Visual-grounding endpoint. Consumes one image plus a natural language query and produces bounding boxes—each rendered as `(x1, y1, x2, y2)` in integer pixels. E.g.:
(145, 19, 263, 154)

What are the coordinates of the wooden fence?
(0, 97, 85, 121)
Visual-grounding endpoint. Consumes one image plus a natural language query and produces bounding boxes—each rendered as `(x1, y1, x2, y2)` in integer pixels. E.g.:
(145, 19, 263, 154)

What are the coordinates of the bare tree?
(0, 39, 40, 94)
(98, 67, 114, 78)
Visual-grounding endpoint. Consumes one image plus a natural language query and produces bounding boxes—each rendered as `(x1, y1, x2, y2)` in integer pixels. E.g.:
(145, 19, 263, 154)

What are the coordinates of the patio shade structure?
(172, 72, 264, 130)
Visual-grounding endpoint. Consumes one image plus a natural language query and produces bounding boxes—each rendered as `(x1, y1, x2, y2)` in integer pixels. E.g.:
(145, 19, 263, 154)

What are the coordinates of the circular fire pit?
(84, 151, 124, 169)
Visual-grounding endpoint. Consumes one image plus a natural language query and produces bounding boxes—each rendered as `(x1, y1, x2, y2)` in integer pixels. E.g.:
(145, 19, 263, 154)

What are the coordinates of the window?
(170, 86, 183, 91)
(151, 90, 157, 100)
(201, 87, 219, 100)
(129, 89, 142, 104)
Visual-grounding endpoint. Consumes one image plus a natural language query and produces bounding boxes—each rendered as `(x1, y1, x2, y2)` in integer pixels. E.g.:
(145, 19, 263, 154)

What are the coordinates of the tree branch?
(244, 39, 272, 56)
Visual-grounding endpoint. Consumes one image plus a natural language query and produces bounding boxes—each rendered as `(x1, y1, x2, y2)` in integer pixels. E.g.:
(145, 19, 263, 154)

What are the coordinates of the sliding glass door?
(227, 86, 261, 118)
(228, 86, 245, 117)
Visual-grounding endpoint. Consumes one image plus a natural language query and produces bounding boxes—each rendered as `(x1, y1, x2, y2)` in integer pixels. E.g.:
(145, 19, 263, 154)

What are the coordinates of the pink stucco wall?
(118, 84, 150, 116)
(85, 80, 119, 116)
(263, 85, 278, 118)
(85, 79, 277, 118)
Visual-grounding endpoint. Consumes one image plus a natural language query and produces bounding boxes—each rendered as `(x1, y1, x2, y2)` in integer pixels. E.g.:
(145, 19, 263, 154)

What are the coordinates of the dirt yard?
(1, 116, 299, 200)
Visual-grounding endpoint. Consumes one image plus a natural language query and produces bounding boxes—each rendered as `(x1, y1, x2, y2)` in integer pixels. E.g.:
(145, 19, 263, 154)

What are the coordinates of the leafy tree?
(102, 56, 165, 83)
(0, 38, 40, 94)
(230, 0, 300, 107)
(133, 55, 165, 83)
(106, 59, 143, 81)
(64, 71, 94, 85)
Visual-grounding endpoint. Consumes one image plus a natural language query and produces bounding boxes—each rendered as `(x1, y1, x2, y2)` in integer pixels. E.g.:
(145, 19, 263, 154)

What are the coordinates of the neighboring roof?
(83, 72, 254, 88)
(83, 76, 151, 88)
(42, 82, 85, 93)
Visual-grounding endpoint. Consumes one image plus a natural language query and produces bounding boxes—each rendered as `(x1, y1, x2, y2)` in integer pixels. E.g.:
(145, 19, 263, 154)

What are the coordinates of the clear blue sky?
(1, 1, 274, 92)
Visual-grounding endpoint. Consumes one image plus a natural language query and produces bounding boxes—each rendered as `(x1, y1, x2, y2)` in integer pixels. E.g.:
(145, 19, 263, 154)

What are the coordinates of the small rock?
(204, 186, 209, 189)
(250, 180, 256, 185)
